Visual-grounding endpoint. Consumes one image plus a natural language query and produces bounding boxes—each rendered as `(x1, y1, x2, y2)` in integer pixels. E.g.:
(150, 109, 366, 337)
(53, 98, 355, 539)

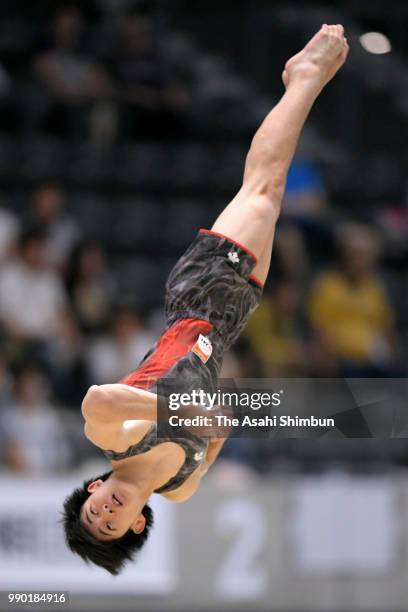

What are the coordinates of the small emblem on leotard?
(194, 451, 204, 461)
(228, 251, 240, 264)
(192, 334, 213, 363)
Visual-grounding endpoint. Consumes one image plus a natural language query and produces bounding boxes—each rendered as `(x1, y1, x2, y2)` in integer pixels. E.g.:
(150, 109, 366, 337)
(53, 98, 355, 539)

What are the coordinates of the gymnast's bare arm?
(82, 383, 158, 424)
(81, 384, 158, 449)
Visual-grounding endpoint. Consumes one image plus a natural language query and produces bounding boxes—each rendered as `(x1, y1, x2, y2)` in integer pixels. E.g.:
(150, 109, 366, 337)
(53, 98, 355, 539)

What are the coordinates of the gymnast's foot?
(282, 24, 349, 94)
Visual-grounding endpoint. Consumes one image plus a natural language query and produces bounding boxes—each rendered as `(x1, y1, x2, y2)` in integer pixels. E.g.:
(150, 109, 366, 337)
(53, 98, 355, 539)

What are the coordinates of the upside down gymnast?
(63, 25, 349, 575)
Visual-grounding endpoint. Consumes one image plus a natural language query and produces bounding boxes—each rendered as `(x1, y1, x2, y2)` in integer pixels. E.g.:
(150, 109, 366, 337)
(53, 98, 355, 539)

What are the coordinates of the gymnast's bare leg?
(212, 24, 349, 285)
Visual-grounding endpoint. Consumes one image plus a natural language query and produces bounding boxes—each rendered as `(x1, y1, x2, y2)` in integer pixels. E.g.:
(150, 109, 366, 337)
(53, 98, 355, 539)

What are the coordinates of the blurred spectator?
(32, 4, 112, 137)
(104, 5, 190, 139)
(283, 157, 327, 217)
(308, 222, 401, 376)
(46, 309, 91, 407)
(0, 366, 71, 474)
(0, 228, 67, 343)
(28, 182, 81, 270)
(0, 206, 20, 262)
(87, 306, 154, 383)
(246, 277, 307, 376)
(273, 223, 311, 288)
(66, 242, 116, 333)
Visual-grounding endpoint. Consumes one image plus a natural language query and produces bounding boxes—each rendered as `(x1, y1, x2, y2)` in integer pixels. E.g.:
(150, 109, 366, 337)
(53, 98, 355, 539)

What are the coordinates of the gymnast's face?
(80, 479, 146, 541)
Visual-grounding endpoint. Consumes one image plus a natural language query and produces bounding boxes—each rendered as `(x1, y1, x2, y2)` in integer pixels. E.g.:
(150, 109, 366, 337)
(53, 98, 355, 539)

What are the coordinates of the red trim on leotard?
(248, 274, 264, 289)
(120, 318, 214, 390)
(199, 228, 258, 263)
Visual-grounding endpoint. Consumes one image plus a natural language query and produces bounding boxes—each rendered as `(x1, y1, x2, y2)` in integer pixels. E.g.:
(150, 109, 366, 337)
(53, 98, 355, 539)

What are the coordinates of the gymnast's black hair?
(62, 471, 154, 576)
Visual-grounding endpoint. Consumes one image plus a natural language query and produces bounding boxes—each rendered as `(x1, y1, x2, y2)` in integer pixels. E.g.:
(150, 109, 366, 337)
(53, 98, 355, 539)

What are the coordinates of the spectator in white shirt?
(0, 229, 67, 341)
(87, 306, 154, 383)
(66, 242, 116, 333)
(29, 182, 81, 270)
(1, 365, 71, 475)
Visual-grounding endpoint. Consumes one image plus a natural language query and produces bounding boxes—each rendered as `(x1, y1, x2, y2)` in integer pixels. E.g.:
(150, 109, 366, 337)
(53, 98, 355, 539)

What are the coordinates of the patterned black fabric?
(103, 230, 263, 494)
(165, 229, 263, 349)
(103, 423, 208, 494)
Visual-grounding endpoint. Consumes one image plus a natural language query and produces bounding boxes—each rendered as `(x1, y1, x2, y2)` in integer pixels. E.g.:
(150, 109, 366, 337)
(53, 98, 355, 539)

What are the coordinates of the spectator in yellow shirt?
(308, 222, 399, 376)
(246, 276, 307, 376)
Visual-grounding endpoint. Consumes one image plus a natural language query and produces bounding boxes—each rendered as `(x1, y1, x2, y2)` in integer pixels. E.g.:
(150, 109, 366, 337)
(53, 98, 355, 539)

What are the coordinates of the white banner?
(291, 475, 397, 572)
